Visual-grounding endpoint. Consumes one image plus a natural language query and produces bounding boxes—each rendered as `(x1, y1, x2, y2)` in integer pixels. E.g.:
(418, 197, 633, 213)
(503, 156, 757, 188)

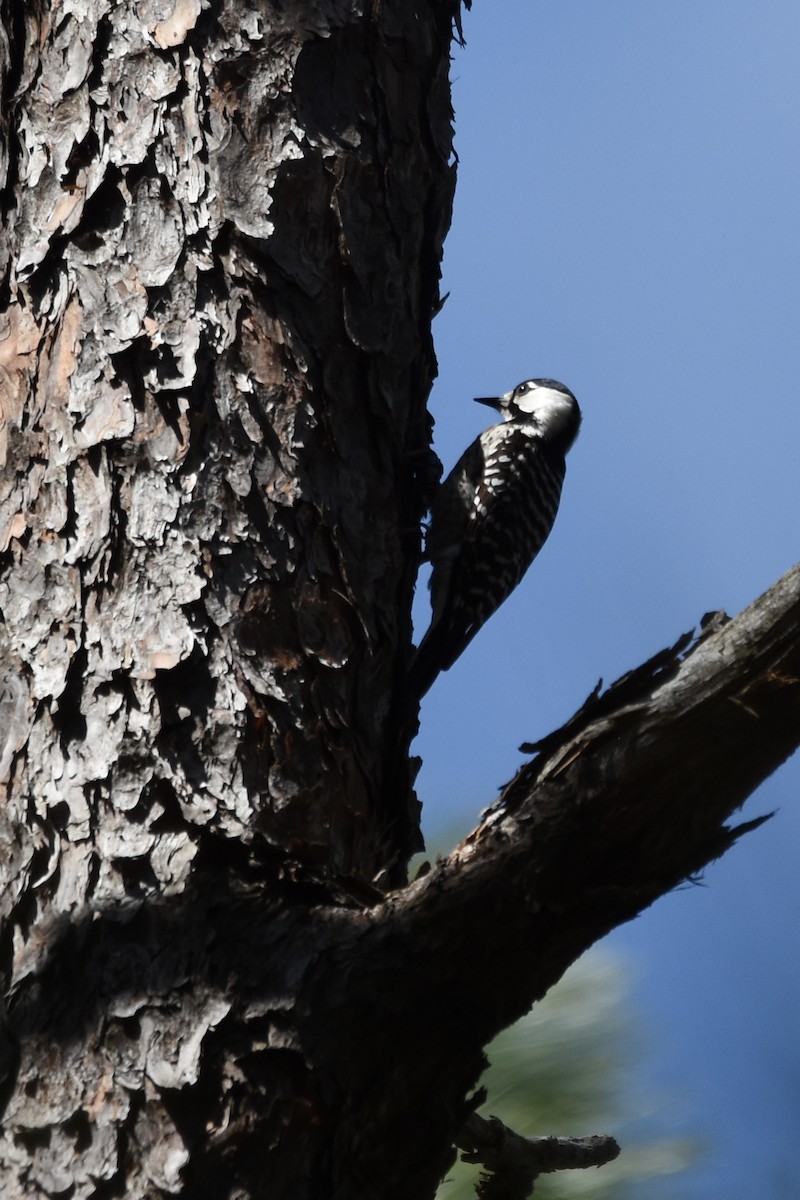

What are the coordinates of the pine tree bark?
(1, 4, 798, 1200)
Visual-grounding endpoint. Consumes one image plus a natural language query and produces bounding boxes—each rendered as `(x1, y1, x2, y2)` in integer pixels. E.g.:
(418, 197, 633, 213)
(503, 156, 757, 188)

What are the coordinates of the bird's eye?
(517, 382, 532, 394)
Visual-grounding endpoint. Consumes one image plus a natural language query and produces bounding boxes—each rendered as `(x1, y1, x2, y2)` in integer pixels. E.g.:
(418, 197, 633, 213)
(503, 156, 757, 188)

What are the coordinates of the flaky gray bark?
(0, 0, 452, 1194)
(0, 0, 446, 891)
(0, 4, 798, 1200)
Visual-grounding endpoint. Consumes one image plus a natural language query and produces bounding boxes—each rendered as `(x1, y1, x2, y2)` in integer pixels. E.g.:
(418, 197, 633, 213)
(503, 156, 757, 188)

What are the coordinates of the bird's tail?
(408, 610, 479, 701)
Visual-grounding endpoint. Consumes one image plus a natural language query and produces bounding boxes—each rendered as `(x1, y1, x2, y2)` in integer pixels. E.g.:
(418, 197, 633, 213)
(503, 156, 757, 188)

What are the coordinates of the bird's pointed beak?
(474, 392, 507, 412)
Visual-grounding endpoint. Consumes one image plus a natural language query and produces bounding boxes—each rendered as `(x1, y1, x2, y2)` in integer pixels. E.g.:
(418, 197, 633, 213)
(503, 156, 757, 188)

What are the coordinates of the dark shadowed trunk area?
(1, 3, 798, 1199)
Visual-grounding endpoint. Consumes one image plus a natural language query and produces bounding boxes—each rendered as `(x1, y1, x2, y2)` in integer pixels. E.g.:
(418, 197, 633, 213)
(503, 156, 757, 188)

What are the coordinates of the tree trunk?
(1, 4, 798, 1199)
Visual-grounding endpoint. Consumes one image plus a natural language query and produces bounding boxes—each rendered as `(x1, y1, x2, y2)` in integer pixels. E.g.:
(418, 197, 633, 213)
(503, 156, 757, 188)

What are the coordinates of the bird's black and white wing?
(410, 378, 580, 698)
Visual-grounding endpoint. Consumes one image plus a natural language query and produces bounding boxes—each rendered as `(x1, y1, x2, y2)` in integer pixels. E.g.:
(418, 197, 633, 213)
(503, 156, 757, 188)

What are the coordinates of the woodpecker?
(411, 378, 581, 698)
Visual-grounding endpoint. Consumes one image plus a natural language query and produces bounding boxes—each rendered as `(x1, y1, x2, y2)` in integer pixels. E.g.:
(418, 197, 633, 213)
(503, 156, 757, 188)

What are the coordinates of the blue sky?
(414, 3, 800, 1196)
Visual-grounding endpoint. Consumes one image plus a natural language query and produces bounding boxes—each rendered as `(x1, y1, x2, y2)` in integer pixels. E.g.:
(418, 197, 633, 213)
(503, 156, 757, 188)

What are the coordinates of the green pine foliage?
(437, 951, 699, 1200)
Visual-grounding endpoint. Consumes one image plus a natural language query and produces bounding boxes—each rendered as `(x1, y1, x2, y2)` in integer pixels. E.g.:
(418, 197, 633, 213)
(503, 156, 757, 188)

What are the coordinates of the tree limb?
(455, 1114, 619, 1200)
(387, 563, 800, 1029)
